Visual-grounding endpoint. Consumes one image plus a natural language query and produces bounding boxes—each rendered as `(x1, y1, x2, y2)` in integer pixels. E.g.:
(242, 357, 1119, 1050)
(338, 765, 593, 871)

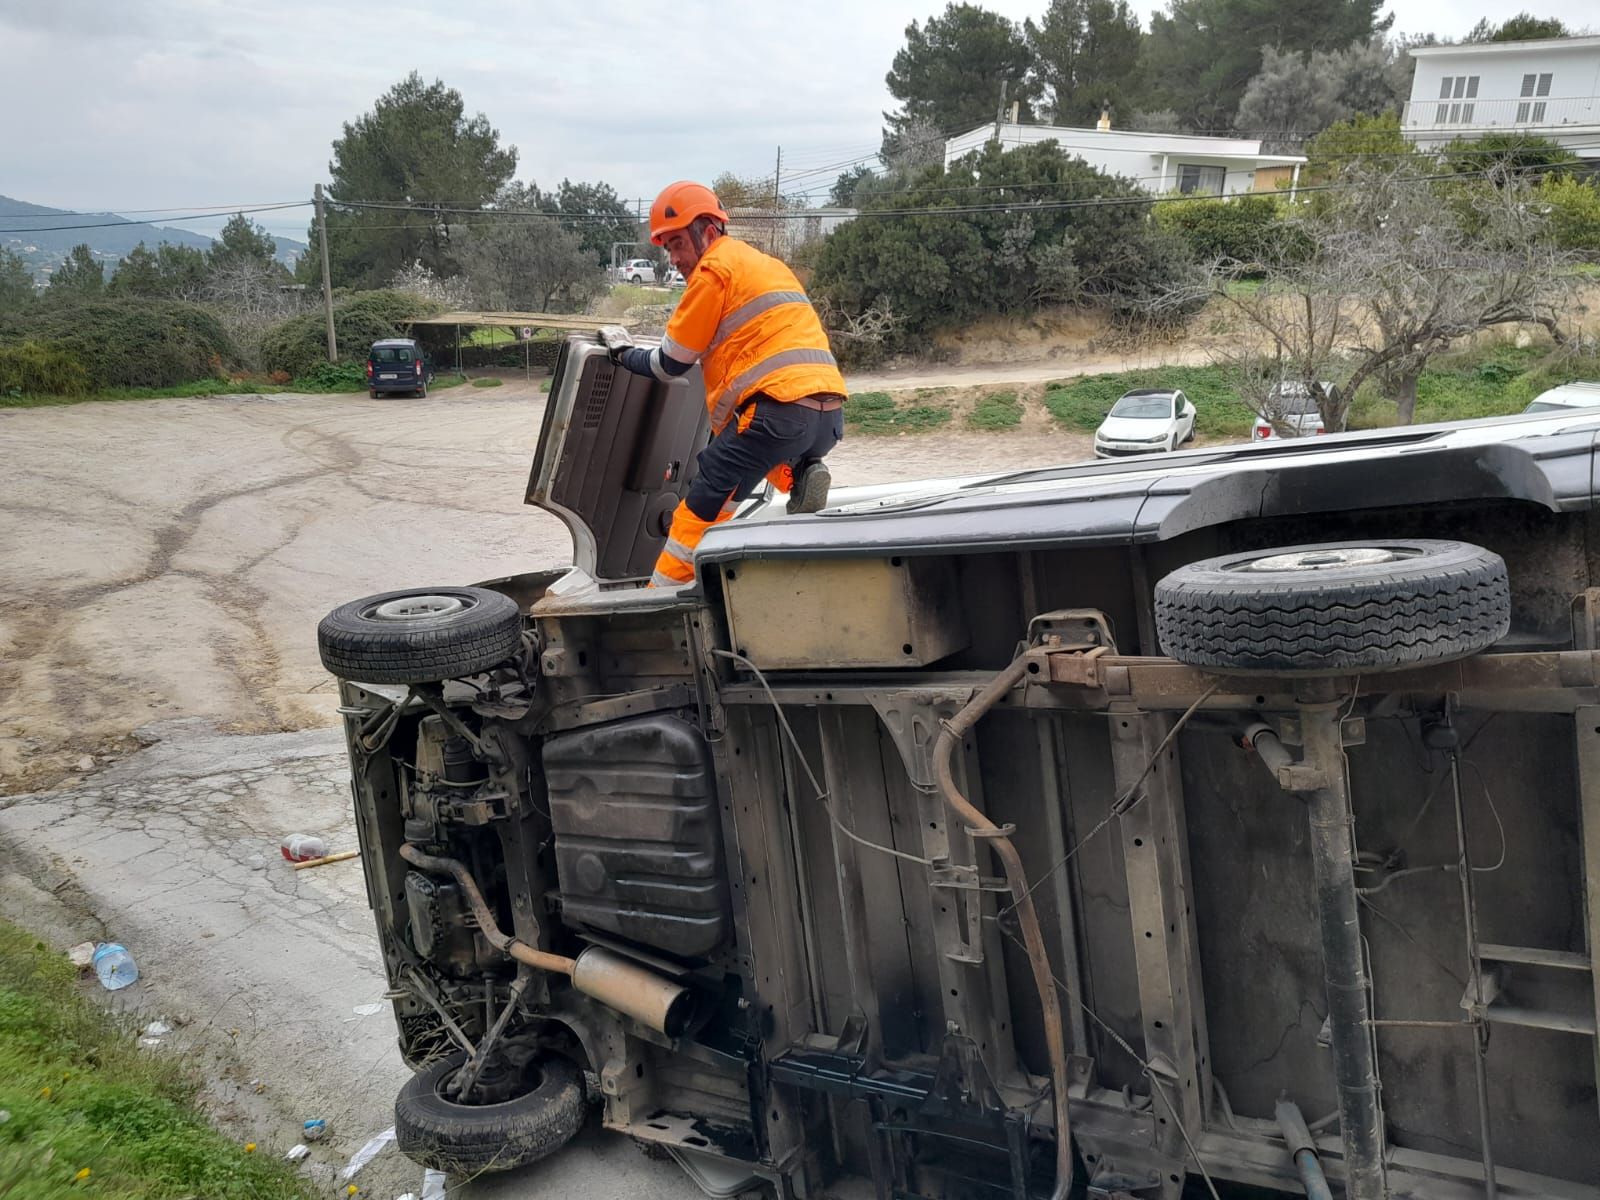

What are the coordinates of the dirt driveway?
(0, 379, 1093, 793)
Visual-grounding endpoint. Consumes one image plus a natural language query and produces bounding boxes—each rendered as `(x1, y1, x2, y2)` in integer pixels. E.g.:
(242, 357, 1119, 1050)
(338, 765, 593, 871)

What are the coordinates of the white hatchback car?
(1523, 381, 1600, 413)
(615, 258, 658, 284)
(1093, 389, 1196, 457)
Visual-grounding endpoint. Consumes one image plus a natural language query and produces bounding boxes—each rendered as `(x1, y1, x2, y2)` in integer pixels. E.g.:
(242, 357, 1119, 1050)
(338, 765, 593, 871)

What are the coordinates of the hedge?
(0, 299, 235, 389)
(258, 290, 445, 378)
(1154, 194, 1291, 268)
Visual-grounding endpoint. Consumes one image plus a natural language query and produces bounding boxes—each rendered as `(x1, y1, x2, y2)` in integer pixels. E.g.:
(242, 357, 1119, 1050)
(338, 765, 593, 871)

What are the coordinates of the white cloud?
(0, 0, 1594, 243)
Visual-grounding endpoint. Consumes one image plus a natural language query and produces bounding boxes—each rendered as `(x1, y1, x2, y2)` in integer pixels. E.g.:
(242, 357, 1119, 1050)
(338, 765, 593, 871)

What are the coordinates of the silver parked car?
(1252, 381, 1332, 440)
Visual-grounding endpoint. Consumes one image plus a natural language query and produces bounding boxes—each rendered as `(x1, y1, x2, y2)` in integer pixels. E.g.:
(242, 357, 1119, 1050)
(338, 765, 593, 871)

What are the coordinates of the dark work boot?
(787, 459, 831, 514)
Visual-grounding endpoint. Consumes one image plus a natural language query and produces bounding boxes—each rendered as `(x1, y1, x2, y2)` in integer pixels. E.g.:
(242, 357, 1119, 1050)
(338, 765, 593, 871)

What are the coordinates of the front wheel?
(395, 1051, 587, 1175)
(1154, 539, 1510, 672)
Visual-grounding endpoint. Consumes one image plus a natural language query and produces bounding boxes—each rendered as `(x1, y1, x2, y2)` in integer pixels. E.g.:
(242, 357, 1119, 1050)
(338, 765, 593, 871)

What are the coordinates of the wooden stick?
(291, 850, 359, 871)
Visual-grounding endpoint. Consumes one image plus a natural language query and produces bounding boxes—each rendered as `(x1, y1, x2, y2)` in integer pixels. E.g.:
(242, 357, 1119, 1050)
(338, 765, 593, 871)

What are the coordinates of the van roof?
(371, 338, 418, 347)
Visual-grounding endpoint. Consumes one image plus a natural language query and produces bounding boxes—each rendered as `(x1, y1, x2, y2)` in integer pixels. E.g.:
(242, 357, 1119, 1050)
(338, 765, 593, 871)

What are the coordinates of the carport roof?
(403, 310, 614, 331)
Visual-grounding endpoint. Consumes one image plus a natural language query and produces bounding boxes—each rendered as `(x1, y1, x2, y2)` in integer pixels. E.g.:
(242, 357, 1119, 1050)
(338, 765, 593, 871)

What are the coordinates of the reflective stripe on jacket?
(662, 238, 846, 432)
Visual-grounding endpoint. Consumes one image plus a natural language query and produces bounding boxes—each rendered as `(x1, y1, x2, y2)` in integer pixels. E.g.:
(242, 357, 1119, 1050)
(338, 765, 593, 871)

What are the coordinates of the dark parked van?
(367, 338, 434, 398)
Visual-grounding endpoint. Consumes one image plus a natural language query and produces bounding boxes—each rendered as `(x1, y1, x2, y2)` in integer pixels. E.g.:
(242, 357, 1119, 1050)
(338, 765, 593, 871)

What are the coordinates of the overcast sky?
(1, 0, 1594, 245)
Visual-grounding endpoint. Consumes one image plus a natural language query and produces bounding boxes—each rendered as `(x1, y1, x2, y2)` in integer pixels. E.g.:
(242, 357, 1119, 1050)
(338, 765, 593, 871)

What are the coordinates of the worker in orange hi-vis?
(609, 181, 847, 588)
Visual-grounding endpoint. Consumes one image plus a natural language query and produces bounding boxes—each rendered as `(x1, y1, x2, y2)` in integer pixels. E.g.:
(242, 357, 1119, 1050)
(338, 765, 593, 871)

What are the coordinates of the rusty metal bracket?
(1028, 608, 1119, 653)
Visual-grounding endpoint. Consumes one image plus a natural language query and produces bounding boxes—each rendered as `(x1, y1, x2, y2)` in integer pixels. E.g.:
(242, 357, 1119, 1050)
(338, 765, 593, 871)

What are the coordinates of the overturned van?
(319, 334, 1600, 1200)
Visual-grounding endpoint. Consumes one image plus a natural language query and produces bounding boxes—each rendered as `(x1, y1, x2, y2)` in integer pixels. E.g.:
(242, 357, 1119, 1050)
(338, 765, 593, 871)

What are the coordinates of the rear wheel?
(1154, 539, 1510, 672)
(418, 381, 429, 399)
(395, 1051, 587, 1175)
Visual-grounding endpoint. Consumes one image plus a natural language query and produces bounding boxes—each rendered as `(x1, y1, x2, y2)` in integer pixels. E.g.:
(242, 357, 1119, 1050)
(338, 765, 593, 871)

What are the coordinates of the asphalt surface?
(0, 378, 1095, 1198)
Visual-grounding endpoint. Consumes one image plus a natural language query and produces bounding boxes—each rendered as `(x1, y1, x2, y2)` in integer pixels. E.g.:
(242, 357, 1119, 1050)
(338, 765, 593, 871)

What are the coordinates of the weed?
(968, 391, 1024, 431)
(0, 921, 313, 1198)
(470, 377, 503, 388)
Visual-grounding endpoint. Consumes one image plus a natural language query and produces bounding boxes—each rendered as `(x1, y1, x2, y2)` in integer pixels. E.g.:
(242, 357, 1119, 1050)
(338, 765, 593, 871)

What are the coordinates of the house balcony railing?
(1401, 95, 1600, 133)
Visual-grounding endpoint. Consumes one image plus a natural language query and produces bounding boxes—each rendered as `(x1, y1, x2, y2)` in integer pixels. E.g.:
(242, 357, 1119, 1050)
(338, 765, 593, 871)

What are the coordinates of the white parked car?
(1523, 381, 1600, 413)
(615, 258, 658, 284)
(1093, 389, 1195, 457)
(1252, 382, 1331, 440)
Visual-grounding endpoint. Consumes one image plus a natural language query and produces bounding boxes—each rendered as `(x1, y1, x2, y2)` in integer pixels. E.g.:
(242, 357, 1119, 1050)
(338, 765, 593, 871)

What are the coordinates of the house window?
(1516, 72, 1553, 123)
(1176, 164, 1225, 196)
(1435, 75, 1479, 124)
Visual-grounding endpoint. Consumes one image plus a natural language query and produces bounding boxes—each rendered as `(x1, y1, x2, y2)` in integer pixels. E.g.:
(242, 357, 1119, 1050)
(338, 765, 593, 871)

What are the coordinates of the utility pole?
(314, 183, 337, 363)
(772, 146, 782, 257)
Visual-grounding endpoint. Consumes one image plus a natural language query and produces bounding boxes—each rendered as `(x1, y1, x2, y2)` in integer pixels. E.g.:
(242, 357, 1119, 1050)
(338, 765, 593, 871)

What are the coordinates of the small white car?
(1252, 382, 1331, 440)
(615, 258, 658, 284)
(1523, 381, 1600, 414)
(1093, 389, 1196, 457)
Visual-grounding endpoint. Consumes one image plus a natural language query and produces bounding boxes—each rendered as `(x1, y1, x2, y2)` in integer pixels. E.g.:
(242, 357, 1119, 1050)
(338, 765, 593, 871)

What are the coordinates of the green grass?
(469, 377, 503, 388)
(0, 920, 312, 1198)
(1348, 342, 1594, 428)
(843, 390, 953, 434)
(968, 390, 1025, 431)
(1044, 365, 1256, 438)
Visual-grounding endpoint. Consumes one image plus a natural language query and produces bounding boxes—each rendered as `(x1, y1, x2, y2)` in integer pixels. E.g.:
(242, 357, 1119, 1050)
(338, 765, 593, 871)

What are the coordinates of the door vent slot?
(581, 368, 612, 428)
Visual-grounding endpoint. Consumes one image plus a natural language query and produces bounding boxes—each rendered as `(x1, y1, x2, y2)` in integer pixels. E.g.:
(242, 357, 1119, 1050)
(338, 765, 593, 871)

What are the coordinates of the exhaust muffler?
(398, 844, 693, 1037)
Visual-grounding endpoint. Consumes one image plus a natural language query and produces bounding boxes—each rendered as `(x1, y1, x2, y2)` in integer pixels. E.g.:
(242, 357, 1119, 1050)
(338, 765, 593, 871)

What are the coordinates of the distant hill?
(0, 195, 306, 281)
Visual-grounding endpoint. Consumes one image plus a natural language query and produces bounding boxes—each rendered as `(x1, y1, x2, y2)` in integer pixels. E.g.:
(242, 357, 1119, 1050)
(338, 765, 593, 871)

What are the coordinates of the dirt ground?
(0, 375, 1111, 795)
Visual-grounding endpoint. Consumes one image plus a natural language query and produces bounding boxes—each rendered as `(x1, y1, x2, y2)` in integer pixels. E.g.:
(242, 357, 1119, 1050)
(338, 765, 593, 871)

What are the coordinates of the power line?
(0, 201, 311, 235)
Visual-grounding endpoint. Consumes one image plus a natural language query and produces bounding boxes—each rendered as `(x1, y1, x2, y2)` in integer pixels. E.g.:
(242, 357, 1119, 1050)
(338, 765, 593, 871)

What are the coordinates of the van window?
(372, 346, 414, 363)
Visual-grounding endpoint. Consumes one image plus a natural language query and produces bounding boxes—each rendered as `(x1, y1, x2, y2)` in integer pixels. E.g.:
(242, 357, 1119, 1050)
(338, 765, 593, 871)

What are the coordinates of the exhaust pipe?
(399, 844, 693, 1037)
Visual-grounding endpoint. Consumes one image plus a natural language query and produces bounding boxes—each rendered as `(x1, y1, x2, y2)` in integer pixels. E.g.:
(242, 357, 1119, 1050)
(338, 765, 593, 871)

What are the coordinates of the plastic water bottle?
(280, 834, 328, 863)
(92, 943, 138, 991)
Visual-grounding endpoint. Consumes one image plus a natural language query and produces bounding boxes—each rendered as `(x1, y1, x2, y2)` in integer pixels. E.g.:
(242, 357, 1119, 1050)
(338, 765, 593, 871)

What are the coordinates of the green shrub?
(258, 290, 444, 378)
(470, 376, 503, 388)
(969, 391, 1024, 430)
(813, 141, 1200, 345)
(0, 341, 90, 396)
(290, 361, 367, 392)
(1154, 194, 1287, 267)
(0, 299, 235, 389)
(1536, 176, 1600, 254)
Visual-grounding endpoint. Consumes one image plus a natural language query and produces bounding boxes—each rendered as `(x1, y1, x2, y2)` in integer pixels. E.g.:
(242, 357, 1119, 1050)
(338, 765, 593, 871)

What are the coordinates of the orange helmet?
(649, 181, 729, 245)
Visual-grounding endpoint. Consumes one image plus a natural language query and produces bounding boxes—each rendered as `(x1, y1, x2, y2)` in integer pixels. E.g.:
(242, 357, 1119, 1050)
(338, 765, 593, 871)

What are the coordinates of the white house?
(943, 121, 1306, 196)
(1403, 35, 1600, 157)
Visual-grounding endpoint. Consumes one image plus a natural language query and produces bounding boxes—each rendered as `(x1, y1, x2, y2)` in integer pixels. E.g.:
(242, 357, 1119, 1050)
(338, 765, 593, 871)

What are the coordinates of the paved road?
(0, 380, 1096, 1198)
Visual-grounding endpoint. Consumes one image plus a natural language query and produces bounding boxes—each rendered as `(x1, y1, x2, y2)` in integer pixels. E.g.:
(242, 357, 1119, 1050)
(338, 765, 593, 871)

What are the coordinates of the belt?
(737, 392, 846, 416)
(790, 394, 844, 412)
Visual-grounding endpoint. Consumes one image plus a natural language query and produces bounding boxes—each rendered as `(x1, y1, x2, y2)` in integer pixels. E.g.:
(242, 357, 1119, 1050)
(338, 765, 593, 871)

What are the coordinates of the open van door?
(526, 335, 711, 586)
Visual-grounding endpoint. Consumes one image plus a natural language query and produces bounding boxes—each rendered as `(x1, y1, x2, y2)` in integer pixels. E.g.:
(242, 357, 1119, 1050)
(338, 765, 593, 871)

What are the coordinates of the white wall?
(1406, 39, 1600, 153)
(942, 123, 1293, 196)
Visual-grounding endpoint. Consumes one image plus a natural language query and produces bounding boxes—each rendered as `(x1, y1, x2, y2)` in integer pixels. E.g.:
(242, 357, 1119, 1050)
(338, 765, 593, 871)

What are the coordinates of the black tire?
(418, 382, 428, 399)
(395, 1051, 586, 1175)
(1154, 539, 1510, 673)
(318, 586, 523, 683)
(370, 389, 379, 399)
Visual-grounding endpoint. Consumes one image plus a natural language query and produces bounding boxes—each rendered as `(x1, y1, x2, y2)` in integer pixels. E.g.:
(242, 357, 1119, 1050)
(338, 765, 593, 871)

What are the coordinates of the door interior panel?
(528, 339, 712, 583)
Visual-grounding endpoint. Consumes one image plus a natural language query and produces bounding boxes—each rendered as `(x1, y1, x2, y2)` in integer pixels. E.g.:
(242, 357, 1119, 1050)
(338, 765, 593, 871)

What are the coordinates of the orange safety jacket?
(658, 237, 846, 432)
